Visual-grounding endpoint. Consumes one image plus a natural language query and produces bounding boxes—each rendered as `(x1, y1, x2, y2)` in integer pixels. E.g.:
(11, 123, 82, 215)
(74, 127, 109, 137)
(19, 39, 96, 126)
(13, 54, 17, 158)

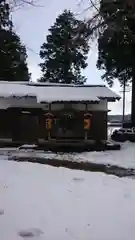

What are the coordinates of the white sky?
(12, 0, 131, 115)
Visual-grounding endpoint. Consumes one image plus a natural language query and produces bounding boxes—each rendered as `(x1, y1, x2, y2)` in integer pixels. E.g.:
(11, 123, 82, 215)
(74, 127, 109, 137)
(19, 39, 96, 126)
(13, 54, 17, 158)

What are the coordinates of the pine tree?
(39, 10, 90, 84)
(0, 0, 12, 29)
(97, 0, 135, 126)
(0, 0, 30, 81)
(0, 29, 30, 81)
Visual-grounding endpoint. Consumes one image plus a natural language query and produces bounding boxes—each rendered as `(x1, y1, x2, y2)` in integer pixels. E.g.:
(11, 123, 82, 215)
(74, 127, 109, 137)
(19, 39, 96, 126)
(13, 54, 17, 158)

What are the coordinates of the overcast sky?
(12, 0, 131, 115)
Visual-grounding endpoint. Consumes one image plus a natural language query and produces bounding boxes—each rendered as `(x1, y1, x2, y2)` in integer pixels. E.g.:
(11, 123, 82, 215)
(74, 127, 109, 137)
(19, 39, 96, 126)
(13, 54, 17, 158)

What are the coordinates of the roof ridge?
(28, 83, 106, 88)
(0, 81, 106, 88)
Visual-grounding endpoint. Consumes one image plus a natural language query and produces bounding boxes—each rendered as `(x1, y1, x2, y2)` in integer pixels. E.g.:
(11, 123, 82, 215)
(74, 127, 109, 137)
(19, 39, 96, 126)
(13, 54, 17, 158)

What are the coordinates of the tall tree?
(39, 10, 90, 84)
(0, 0, 30, 81)
(0, 29, 30, 81)
(96, 0, 135, 126)
(0, 0, 12, 29)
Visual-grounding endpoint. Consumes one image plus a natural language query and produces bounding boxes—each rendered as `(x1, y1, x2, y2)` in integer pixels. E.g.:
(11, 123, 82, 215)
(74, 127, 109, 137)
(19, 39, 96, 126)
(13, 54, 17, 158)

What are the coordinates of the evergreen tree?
(39, 10, 90, 84)
(0, 29, 30, 81)
(0, 0, 12, 29)
(0, 0, 30, 81)
(97, 0, 135, 126)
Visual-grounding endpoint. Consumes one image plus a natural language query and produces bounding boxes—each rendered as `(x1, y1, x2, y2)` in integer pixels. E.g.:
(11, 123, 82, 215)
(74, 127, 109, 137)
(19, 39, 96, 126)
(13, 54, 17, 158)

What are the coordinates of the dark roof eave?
(40, 100, 99, 104)
(99, 96, 121, 102)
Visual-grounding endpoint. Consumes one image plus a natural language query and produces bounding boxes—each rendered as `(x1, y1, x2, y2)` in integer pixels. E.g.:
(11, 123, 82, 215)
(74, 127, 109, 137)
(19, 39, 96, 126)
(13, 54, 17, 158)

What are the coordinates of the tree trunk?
(122, 78, 126, 125)
(131, 75, 135, 127)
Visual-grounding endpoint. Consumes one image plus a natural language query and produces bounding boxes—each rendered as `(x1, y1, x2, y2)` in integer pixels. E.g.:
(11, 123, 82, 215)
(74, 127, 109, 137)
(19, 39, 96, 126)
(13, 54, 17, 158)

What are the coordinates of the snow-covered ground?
(0, 142, 134, 169)
(75, 142, 135, 169)
(0, 159, 135, 240)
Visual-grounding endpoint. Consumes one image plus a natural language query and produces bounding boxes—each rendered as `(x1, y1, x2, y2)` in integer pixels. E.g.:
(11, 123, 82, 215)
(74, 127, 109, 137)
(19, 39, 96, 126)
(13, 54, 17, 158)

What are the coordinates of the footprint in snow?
(0, 209, 4, 216)
(18, 228, 44, 238)
(72, 177, 84, 182)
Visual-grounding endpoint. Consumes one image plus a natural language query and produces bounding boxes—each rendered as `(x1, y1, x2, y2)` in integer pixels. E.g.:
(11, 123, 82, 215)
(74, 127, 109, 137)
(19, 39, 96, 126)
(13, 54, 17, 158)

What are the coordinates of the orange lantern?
(46, 118, 52, 130)
(84, 114, 91, 130)
(45, 113, 53, 130)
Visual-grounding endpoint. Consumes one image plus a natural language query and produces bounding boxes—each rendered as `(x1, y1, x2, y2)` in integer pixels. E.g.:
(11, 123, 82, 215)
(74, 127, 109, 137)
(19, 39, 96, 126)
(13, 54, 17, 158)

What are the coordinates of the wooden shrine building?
(0, 81, 120, 148)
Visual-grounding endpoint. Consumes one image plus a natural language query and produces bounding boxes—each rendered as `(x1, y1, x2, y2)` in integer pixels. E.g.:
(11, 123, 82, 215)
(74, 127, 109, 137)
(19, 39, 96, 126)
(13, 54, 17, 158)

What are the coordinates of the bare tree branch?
(8, 0, 43, 10)
(89, 0, 99, 12)
(75, 0, 135, 42)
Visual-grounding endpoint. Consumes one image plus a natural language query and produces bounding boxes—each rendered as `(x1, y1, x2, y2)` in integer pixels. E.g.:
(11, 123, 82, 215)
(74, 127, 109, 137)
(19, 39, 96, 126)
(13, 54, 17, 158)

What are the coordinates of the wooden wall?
(0, 105, 108, 142)
(90, 111, 107, 140)
(0, 110, 11, 138)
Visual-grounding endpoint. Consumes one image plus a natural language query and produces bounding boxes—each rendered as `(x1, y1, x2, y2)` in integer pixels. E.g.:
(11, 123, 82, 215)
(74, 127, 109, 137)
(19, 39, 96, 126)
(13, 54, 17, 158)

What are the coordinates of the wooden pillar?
(84, 103, 92, 140)
(48, 103, 51, 140)
(84, 103, 88, 140)
(45, 104, 53, 140)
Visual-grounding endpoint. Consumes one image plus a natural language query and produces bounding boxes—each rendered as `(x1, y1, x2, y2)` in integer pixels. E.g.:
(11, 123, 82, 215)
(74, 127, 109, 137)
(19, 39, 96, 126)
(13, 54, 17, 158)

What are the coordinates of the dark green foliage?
(0, 29, 30, 81)
(97, 0, 135, 86)
(0, 0, 30, 81)
(97, 0, 135, 125)
(0, 0, 12, 29)
(39, 10, 90, 84)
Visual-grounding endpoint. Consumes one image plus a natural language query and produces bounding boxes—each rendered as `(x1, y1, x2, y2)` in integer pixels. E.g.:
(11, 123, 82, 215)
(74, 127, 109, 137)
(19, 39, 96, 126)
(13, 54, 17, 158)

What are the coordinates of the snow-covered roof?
(0, 81, 120, 103)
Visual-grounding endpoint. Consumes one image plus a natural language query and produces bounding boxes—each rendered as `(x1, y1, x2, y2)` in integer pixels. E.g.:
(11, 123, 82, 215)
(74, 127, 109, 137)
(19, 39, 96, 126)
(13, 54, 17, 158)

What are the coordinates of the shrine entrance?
(45, 112, 91, 140)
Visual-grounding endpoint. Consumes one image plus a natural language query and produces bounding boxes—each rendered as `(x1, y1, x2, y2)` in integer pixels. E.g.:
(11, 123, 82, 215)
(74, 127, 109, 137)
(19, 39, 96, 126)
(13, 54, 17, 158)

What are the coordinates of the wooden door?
(19, 113, 38, 143)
